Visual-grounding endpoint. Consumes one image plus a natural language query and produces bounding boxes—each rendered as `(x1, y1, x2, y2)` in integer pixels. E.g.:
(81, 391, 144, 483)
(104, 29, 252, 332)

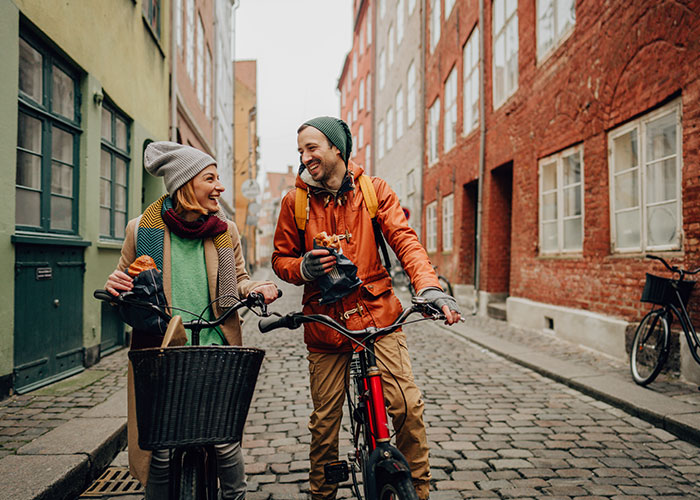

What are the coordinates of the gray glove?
(300, 250, 329, 281)
(420, 288, 461, 315)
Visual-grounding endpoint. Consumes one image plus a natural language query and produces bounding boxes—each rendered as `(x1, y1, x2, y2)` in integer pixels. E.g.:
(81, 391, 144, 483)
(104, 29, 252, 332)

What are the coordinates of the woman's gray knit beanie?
(302, 116, 353, 165)
(144, 141, 216, 194)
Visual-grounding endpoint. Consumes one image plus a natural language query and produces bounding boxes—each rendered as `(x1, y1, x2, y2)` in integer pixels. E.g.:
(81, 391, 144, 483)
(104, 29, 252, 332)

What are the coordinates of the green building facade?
(0, 0, 170, 395)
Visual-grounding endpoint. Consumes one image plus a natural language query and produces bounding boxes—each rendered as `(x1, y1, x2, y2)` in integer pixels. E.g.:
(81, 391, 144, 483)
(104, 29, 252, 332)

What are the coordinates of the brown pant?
(307, 331, 430, 500)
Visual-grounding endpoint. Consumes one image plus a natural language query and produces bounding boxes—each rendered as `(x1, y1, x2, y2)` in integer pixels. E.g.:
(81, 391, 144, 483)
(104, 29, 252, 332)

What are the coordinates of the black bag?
(315, 242, 362, 304)
(118, 268, 170, 335)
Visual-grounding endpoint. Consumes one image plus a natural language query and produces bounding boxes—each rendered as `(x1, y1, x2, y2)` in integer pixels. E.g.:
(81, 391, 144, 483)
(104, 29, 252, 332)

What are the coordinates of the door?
(14, 244, 85, 393)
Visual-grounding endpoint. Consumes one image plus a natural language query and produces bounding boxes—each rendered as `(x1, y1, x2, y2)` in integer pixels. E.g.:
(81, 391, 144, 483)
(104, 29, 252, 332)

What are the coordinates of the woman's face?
(192, 165, 225, 213)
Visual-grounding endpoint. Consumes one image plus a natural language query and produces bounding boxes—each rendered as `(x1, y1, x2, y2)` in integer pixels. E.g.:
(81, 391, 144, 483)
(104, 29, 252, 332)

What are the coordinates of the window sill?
(537, 252, 582, 260)
(12, 232, 91, 247)
(142, 16, 165, 58)
(97, 240, 125, 250)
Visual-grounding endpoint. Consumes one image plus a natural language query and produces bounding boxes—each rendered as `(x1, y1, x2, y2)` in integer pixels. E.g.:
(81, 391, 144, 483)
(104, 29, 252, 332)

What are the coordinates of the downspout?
(474, 0, 486, 310)
(420, 0, 426, 245)
(170, 0, 178, 141)
(231, 0, 239, 216)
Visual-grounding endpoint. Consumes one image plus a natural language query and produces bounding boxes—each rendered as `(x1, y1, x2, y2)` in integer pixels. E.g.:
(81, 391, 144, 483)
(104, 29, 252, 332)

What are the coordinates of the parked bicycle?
(94, 289, 278, 500)
(258, 296, 455, 500)
(630, 255, 700, 386)
(390, 264, 453, 297)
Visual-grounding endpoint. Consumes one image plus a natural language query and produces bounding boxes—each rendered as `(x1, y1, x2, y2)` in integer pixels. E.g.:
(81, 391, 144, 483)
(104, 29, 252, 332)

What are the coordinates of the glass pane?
(19, 38, 43, 103)
(16, 188, 41, 226)
(115, 211, 126, 239)
(646, 158, 676, 204)
(541, 221, 557, 251)
(506, 0, 517, 17)
(52, 65, 75, 120)
(506, 19, 518, 93)
(100, 207, 110, 235)
(101, 107, 111, 141)
(101, 179, 111, 206)
(614, 170, 639, 210)
(50, 195, 72, 230)
(613, 129, 638, 172)
(115, 185, 126, 211)
(646, 111, 676, 162)
(52, 126, 73, 163)
(116, 118, 128, 151)
(18, 112, 42, 153)
(563, 152, 581, 185)
(615, 209, 640, 249)
(494, 34, 505, 103)
(51, 161, 73, 196)
(538, 0, 553, 53)
(557, 0, 576, 36)
(115, 157, 127, 185)
(541, 162, 557, 191)
(563, 217, 582, 250)
(494, 0, 504, 31)
(542, 192, 557, 220)
(101, 149, 111, 179)
(16, 151, 42, 189)
(563, 185, 580, 217)
(647, 202, 677, 247)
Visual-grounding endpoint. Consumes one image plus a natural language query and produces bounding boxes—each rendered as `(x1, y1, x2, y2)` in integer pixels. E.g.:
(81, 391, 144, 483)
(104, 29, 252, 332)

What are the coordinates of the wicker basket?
(128, 346, 265, 450)
(640, 273, 695, 308)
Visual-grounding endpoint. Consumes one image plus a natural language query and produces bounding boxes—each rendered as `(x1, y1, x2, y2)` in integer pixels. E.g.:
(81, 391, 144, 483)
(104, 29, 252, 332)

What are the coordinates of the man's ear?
(331, 145, 343, 160)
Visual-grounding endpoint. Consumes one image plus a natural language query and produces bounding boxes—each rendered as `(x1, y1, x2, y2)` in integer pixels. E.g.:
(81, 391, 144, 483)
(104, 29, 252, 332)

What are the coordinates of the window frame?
(378, 119, 385, 159)
(395, 87, 404, 139)
(463, 25, 480, 136)
(142, 0, 161, 39)
(397, 0, 405, 44)
(444, 66, 458, 152)
(492, 0, 519, 109)
(536, 0, 576, 62)
(426, 201, 438, 252)
(428, 97, 440, 165)
(430, 0, 441, 52)
(442, 193, 454, 252)
(407, 61, 416, 126)
(386, 106, 394, 151)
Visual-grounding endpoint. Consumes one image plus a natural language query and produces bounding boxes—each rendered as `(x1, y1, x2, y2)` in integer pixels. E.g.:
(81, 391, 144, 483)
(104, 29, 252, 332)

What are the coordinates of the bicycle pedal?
(324, 460, 349, 484)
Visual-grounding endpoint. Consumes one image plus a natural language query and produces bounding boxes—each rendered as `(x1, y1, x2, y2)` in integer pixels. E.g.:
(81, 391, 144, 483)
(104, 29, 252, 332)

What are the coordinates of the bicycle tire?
(179, 450, 205, 500)
(437, 275, 453, 297)
(630, 310, 669, 386)
(376, 471, 419, 500)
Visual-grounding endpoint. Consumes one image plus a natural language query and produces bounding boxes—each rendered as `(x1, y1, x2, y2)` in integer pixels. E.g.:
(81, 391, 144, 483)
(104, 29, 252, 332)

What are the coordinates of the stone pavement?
(1, 266, 699, 499)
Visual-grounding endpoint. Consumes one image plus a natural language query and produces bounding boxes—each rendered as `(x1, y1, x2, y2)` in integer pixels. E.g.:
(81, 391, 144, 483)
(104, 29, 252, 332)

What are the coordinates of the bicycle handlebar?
(647, 254, 700, 277)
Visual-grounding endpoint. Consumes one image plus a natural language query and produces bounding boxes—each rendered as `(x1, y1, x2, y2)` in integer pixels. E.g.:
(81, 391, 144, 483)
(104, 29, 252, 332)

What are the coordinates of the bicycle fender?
(365, 443, 412, 500)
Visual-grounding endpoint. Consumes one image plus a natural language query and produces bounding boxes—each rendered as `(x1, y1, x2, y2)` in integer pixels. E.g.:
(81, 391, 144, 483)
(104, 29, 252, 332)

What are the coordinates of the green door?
(100, 301, 125, 354)
(14, 244, 85, 393)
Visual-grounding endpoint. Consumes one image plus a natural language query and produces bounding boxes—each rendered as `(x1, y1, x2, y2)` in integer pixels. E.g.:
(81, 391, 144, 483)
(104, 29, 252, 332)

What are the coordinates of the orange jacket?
(272, 162, 440, 352)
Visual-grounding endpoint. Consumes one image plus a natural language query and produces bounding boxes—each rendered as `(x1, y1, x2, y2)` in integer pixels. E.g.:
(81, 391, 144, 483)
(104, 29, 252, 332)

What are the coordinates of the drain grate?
(81, 467, 144, 497)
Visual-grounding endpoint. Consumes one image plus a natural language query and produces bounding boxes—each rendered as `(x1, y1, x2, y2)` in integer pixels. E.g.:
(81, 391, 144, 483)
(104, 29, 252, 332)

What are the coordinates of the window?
(537, 0, 575, 60)
(407, 61, 416, 125)
(347, 112, 352, 130)
(397, 0, 405, 43)
(426, 201, 437, 252)
(205, 47, 212, 117)
(359, 78, 365, 109)
(196, 14, 204, 106)
(609, 101, 681, 252)
(366, 74, 372, 111)
(445, 0, 456, 16)
(359, 124, 364, 149)
(360, 25, 365, 55)
(430, 0, 441, 51)
(367, 8, 372, 45)
(142, 0, 161, 38)
(386, 107, 394, 151)
(379, 50, 386, 89)
(395, 88, 404, 139)
(186, 0, 195, 82)
(539, 145, 583, 253)
(444, 67, 457, 152)
(174, 0, 182, 50)
(463, 26, 479, 135)
(100, 101, 130, 240)
(380, 0, 386, 18)
(341, 84, 346, 107)
(442, 194, 454, 251)
(353, 52, 358, 80)
(16, 34, 80, 233)
(428, 98, 440, 164)
(353, 98, 358, 121)
(493, 0, 518, 107)
(408, 0, 417, 14)
(407, 170, 416, 194)
(378, 120, 385, 159)
(365, 145, 371, 172)
(388, 25, 395, 66)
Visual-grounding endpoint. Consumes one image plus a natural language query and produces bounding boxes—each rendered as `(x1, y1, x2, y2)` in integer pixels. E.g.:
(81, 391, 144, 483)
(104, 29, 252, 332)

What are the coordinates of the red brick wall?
(423, 0, 700, 321)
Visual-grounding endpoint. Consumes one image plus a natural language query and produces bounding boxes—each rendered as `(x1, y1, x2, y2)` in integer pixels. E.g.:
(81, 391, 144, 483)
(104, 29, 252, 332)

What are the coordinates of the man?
(272, 116, 461, 500)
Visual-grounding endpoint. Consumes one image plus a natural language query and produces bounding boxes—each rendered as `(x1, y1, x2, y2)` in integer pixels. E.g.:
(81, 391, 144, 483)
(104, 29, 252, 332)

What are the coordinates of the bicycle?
(390, 265, 454, 297)
(94, 288, 278, 500)
(258, 296, 453, 500)
(630, 254, 700, 386)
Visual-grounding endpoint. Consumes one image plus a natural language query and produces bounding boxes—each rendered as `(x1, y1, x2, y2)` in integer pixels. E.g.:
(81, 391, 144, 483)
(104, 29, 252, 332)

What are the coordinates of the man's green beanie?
(302, 116, 353, 165)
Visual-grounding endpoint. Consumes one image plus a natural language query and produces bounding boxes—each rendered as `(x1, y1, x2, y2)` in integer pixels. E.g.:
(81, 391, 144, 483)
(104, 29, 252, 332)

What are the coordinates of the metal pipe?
(475, 0, 485, 303)
(170, 0, 179, 141)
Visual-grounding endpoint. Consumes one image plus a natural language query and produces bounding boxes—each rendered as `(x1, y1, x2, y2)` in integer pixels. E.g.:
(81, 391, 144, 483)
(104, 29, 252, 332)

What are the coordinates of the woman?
(106, 141, 278, 499)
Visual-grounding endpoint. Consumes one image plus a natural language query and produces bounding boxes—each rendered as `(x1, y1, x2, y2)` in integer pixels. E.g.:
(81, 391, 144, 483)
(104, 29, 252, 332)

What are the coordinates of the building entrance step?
(487, 301, 506, 321)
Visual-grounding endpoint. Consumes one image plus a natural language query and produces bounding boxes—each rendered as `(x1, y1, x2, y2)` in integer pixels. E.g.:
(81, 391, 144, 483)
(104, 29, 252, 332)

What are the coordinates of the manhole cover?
(81, 467, 144, 497)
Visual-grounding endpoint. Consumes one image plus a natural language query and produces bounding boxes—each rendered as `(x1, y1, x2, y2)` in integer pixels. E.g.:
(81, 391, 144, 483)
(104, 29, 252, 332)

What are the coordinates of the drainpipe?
(420, 0, 426, 245)
(231, 0, 239, 216)
(474, 0, 485, 309)
(170, 0, 179, 141)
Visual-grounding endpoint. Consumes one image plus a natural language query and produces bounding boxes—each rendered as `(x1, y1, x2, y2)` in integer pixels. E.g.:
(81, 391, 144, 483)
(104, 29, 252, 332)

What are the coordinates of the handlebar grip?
(258, 314, 298, 333)
(276, 289, 283, 298)
(94, 289, 117, 303)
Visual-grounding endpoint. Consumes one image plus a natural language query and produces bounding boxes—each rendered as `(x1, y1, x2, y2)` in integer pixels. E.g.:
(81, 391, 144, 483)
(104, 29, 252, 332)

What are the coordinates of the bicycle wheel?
(437, 275, 453, 297)
(630, 310, 669, 386)
(376, 472, 419, 500)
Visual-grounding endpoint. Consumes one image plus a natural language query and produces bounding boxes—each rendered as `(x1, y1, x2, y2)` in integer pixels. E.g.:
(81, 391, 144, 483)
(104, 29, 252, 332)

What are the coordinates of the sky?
(234, 0, 353, 176)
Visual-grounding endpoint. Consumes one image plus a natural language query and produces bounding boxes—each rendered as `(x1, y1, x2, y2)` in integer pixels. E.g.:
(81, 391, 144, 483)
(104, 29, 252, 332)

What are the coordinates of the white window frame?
(609, 100, 682, 253)
(426, 201, 438, 252)
(445, 0, 456, 17)
(463, 26, 479, 136)
(408, 0, 417, 15)
(388, 25, 395, 66)
(428, 98, 440, 165)
(367, 8, 372, 45)
(395, 87, 404, 140)
(174, 0, 182, 50)
(358, 124, 364, 149)
(196, 14, 204, 106)
(186, 0, 195, 81)
(492, 0, 518, 108)
(379, 49, 386, 89)
(444, 67, 457, 152)
(539, 144, 584, 255)
(442, 193, 454, 251)
(360, 24, 365, 55)
(407, 61, 416, 126)
(353, 98, 358, 121)
(367, 74, 372, 111)
(365, 145, 371, 172)
(397, 0, 405, 44)
(378, 120, 385, 159)
(380, 0, 386, 18)
(359, 78, 365, 110)
(430, 0, 441, 52)
(352, 52, 358, 80)
(537, 0, 576, 61)
(386, 106, 394, 151)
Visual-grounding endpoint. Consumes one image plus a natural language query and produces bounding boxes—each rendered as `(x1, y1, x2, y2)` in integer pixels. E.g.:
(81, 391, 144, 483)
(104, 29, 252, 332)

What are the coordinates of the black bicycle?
(259, 296, 452, 500)
(630, 255, 700, 386)
(94, 288, 278, 500)
(390, 265, 453, 297)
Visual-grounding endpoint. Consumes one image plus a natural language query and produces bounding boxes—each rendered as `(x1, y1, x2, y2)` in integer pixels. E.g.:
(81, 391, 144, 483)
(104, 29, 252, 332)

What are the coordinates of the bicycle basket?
(640, 273, 695, 307)
(128, 346, 265, 450)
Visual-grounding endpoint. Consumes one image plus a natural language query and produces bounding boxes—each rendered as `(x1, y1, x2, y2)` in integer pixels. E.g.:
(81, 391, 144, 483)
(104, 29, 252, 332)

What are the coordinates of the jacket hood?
(295, 160, 365, 191)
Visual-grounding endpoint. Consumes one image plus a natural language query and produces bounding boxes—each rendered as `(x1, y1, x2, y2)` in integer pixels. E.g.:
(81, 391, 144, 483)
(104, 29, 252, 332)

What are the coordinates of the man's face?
(297, 126, 343, 185)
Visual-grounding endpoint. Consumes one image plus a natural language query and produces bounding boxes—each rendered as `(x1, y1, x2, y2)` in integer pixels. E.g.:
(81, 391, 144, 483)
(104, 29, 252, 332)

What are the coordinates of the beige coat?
(116, 217, 272, 484)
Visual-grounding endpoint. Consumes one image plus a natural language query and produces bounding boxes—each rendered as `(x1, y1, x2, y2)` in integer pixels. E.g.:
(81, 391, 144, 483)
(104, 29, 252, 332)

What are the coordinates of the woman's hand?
(251, 284, 280, 304)
(105, 270, 133, 296)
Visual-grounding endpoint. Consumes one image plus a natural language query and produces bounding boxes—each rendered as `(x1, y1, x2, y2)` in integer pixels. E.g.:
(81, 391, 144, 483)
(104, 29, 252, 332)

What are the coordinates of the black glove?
(420, 288, 461, 316)
(301, 250, 330, 280)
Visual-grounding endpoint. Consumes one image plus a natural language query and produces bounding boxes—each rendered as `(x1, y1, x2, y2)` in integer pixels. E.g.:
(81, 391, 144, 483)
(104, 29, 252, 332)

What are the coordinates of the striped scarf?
(137, 194, 239, 308)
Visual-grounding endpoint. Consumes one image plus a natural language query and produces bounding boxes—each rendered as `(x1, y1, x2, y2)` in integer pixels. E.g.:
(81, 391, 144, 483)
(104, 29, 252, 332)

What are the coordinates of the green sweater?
(170, 233, 225, 346)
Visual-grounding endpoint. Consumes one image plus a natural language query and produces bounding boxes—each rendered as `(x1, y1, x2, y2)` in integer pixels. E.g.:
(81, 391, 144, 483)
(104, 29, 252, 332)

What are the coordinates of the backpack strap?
(295, 187, 309, 231)
(358, 175, 392, 272)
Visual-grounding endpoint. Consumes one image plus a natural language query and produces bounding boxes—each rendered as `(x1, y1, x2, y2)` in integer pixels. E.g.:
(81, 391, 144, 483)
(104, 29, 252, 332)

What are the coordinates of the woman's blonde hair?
(173, 178, 208, 216)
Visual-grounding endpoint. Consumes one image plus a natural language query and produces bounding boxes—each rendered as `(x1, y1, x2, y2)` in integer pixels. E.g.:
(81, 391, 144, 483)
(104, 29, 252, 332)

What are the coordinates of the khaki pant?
(307, 331, 430, 500)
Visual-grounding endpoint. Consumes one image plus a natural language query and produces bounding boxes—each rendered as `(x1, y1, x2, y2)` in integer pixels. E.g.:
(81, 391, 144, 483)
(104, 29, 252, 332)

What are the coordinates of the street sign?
(241, 179, 261, 199)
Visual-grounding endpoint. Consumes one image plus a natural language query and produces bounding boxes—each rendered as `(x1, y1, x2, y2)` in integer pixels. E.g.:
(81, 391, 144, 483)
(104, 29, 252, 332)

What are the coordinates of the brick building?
(256, 166, 297, 266)
(423, 0, 700, 381)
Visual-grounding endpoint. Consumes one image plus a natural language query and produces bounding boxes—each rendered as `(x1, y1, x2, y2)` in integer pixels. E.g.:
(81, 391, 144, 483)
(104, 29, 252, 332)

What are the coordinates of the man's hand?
(300, 249, 337, 281)
(420, 288, 462, 325)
